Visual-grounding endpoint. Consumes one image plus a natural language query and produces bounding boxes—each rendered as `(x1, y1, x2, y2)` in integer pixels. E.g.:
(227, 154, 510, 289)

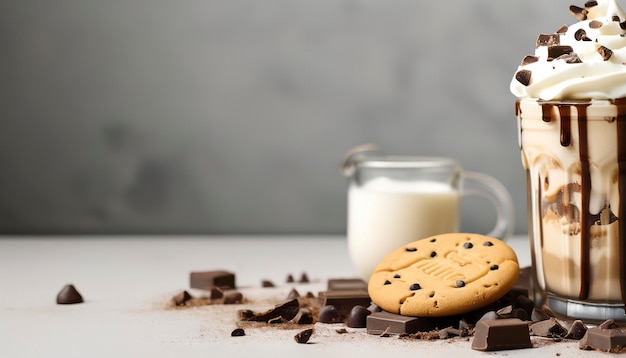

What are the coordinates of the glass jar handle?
(461, 171, 514, 241)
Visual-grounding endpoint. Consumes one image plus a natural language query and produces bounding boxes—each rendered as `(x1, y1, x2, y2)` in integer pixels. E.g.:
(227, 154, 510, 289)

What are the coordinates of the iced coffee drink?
(512, 0, 626, 321)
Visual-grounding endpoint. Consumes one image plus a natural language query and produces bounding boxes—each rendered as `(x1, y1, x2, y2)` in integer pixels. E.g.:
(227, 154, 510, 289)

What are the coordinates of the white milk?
(347, 177, 459, 280)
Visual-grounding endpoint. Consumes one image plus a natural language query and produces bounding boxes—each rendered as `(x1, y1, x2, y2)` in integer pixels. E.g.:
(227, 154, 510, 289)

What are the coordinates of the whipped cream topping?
(511, 0, 626, 100)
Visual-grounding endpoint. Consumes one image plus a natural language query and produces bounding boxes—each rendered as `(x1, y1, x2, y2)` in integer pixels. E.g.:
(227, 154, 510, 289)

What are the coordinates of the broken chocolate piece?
(261, 280, 275, 288)
(589, 20, 603, 29)
(556, 24, 569, 34)
(223, 291, 243, 304)
(318, 305, 340, 323)
(286, 274, 295, 283)
(531, 307, 551, 322)
(299, 272, 310, 283)
(515, 70, 532, 86)
(327, 278, 367, 291)
(585, 0, 598, 8)
(521, 55, 539, 66)
(346, 305, 371, 328)
(231, 328, 245, 337)
(366, 311, 439, 335)
(292, 308, 313, 324)
(548, 45, 574, 60)
(190, 270, 235, 290)
(210, 286, 224, 299)
(56, 284, 84, 305)
(238, 298, 299, 322)
(294, 328, 314, 344)
(471, 318, 532, 351)
(319, 290, 371, 317)
(574, 28, 591, 41)
(598, 45, 613, 61)
(566, 320, 588, 340)
(537, 33, 560, 47)
(530, 318, 567, 338)
(172, 290, 192, 306)
(286, 288, 300, 300)
(570, 5, 588, 21)
(580, 321, 626, 352)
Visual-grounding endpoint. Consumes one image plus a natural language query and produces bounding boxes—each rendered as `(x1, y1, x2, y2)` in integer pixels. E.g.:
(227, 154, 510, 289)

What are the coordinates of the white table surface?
(0, 235, 605, 357)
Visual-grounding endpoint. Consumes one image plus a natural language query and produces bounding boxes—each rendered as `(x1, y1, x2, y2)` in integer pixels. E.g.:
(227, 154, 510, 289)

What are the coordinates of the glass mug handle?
(461, 172, 514, 241)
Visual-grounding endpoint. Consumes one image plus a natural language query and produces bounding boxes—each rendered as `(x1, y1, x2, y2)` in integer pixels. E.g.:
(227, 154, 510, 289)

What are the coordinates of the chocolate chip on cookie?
(368, 233, 520, 317)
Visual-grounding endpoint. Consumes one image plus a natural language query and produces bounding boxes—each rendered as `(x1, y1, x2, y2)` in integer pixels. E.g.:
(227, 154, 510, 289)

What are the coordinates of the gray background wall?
(0, 0, 578, 235)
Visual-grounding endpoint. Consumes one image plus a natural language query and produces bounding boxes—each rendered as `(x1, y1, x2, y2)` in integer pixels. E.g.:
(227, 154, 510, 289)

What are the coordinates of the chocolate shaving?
(238, 298, 300, 322)
(589, 20, 603, 29)
(556, 53, 583, 64)
(515, 70, 532, 86)
(574, 29, 591, 41)
(521, 55, 539, 66)
(548, 45, 574, 60)
(598, 45, 613, 61)
(536, 33, 560, 47)
(556, 24, 568, 34)
(570, 5, 588, 21)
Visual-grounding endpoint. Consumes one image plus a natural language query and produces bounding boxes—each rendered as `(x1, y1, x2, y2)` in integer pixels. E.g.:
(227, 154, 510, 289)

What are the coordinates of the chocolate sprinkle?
(570, 5, 588, 21)
(515, 70, 532, 86)
(598, 45, 613, 61)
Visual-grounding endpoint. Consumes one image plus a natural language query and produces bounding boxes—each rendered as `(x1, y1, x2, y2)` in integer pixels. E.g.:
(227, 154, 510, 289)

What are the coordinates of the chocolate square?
(190, 270, 235, 290)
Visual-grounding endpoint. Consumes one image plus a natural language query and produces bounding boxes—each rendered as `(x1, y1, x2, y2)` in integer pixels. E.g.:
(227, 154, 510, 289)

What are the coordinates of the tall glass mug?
(517, 98, 626, 322)
(340, 145, 514, 280)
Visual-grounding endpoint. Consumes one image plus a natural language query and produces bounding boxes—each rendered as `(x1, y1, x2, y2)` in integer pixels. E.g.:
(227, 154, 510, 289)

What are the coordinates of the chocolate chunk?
(531, 307, 551, 322)
(56, 284, 84, 305)
(621, 21, 626, 30)
(580, 321, 626, 352)
(589, 20, 603, 29)
(261, 280, 275, 288)
(598, 46, 613, 61)
(231, 328, 245, 337)
(471, 318, 532, 351)
(286, 288, 300, 300)
(294, 328, 314, 344)
(585, 0, 598, 8)
(366, 311, 440, 335)
(513, 295, 534, 317)
(327, 278, 367, 291)
(565, 320, 588, 340)
(238, 298, 299, 322)
(530, 318, 567, 338)
(292, 308, 313, 324)
(574, 29, 591, 41)
(548, 45, 574, 60)
(557, 53, 583, 64)
(536, 33, 560, 47)
(318, 305, 340, 323)
(556, 24, 569, 34)
(570, 5, 588, 21)
(319, 290, 371, 317)
(346, 305, 371, 328)
(172, 290, 192, 306)
(210, 287, 224, 299)
(515, 70, 532, 86)
(299, 272, 310, 283)
(223, 291, 243, 304)
(599, 319, 619, 329)
(286, 274, 295, 283)
(463, 242, 473, 249)
(190, 270, 235, 290)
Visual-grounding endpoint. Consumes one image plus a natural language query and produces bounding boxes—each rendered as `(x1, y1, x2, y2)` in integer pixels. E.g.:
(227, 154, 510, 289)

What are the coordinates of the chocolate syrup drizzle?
(518, 99, 626, 307)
